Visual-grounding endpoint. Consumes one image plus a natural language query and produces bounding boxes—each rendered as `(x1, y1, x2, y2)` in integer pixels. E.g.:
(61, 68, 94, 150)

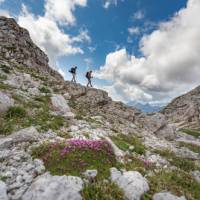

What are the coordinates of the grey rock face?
(153, 192, 186, 200)
(22, 173, 83, 200)
(110, 168, 149, 200)
(0, 181, 8, 200)
(0, 16, 62, 80)
(162, 85, 200, 129)
(0, 91, 14, 113)
(0, 127, 40, 149)
(51, 94, 74, 119)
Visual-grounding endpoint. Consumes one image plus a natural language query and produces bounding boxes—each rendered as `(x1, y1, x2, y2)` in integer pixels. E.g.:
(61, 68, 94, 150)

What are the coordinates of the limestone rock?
(0, 91, 14, 113)
(110, 168, 149, 200)
(153, 192, 186, 200)
(51, 94, 74, 119)
(0, 127, 40, 149)
(0, 181, 8, 200)
(22, 173, 83, 200)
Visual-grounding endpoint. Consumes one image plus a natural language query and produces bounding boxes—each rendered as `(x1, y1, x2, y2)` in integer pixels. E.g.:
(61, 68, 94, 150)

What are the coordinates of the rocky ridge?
(0, 16, 200, 200)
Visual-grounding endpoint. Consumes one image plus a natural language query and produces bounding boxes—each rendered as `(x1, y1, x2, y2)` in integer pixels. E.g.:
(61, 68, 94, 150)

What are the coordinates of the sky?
(1, 0, 200, 106)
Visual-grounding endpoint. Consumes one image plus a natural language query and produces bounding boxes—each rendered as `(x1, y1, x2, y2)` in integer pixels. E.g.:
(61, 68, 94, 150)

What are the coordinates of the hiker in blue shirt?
(69, 66, 77, 83)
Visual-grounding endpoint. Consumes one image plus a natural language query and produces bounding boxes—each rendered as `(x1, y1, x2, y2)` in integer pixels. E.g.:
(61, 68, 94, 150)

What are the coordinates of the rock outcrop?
(22, 173, 83, 200)
(0, 16, 62, 80)
(162, 85, 200, 129)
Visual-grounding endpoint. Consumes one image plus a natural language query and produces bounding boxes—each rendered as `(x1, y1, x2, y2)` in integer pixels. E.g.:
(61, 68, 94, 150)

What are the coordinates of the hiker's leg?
(89, 79, 92, 87)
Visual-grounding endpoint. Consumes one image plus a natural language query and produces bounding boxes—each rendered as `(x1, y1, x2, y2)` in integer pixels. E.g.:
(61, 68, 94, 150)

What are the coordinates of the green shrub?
(0, 65, 11, 74)
(179, 142, 200, 154)
(6, 106, 26, 119)
(39, 86, 51, 94)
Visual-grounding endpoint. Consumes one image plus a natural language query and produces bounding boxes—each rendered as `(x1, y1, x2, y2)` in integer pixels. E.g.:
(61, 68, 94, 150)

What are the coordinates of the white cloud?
(132, 10, 145, 20)
(128, 27, 140, 35)
(44, 0, 87, 25)
(96, 0, 200, 104)
(17, 2, 90, 69)
(103, 0, 124, 9)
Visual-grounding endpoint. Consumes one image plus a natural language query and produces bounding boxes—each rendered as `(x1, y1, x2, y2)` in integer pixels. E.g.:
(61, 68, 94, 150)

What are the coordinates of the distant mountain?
(127, 101, 162, 113)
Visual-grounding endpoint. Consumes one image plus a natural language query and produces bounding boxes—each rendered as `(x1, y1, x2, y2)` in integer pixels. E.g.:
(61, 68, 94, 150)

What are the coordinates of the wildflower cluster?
(60, 139, 113, 156)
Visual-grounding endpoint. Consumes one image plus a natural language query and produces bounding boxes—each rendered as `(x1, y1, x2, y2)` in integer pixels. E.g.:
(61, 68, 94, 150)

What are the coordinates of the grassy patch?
(82, 181, 124, 200)
(111, 134, 146, 155)
(154, 149, 199, 172)
(6, 106, 27, 119)
(39, 86, 51, 94)
(180, 128, 200, 138)
(179, 142, 200, 154)
(0, 96, 68, 135)
(32, 140, 117, 179)
(144, 170, 200, 200)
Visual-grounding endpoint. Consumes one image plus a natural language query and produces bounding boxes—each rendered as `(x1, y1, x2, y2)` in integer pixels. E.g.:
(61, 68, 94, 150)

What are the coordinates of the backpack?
(69, 67, 75, 74)
(86, 72, 90, 78)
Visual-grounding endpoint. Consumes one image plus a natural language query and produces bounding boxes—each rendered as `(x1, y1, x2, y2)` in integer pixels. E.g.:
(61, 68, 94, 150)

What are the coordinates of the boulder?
(0, 91, 14, 113)
(51, 94, 74, 119)
(153, 192, 186, 200)
(0, 181, 8, 200)
(110, 168, 149, 200)
(191, 170, 200, 183)
(0, 127, 40, 149)
(22, 173, 83, 200)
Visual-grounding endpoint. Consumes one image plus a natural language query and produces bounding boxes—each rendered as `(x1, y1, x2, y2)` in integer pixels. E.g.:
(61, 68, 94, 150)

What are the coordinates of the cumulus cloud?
(44, 0, 87, 25)
(96, 0, 200, 104)
(17, 1, 90, 69)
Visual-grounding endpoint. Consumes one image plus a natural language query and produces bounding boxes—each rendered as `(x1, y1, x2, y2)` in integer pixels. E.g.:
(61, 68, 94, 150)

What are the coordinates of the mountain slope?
(162, 85, 200, 129)
(0, 17, 200, 200)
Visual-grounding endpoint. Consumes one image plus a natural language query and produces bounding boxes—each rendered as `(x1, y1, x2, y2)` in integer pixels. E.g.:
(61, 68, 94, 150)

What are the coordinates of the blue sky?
(1, 0, 200, 105)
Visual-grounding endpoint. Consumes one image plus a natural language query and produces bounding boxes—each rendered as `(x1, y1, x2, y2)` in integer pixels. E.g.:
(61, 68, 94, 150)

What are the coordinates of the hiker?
(86, 70, 93, 87)
(69, 66, 77, 83)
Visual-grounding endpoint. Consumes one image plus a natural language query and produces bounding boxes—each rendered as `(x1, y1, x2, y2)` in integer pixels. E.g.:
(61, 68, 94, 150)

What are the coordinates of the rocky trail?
(0, 16, 200, 200)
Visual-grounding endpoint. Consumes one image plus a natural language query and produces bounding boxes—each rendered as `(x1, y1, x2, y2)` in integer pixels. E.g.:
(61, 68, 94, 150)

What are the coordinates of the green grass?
(82, 181, 124, 200)
(0, 96, 68, 135)
(180, 128, 200, 138)
(179, 142, 200, 154)
(110, 134, 146, 155)
(153, 149, 199, 172)
(32, 141, 118, 179)
(39, 86, 51, 94)
(6, 106, 27, 119)
(144, 170, 200, 200)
